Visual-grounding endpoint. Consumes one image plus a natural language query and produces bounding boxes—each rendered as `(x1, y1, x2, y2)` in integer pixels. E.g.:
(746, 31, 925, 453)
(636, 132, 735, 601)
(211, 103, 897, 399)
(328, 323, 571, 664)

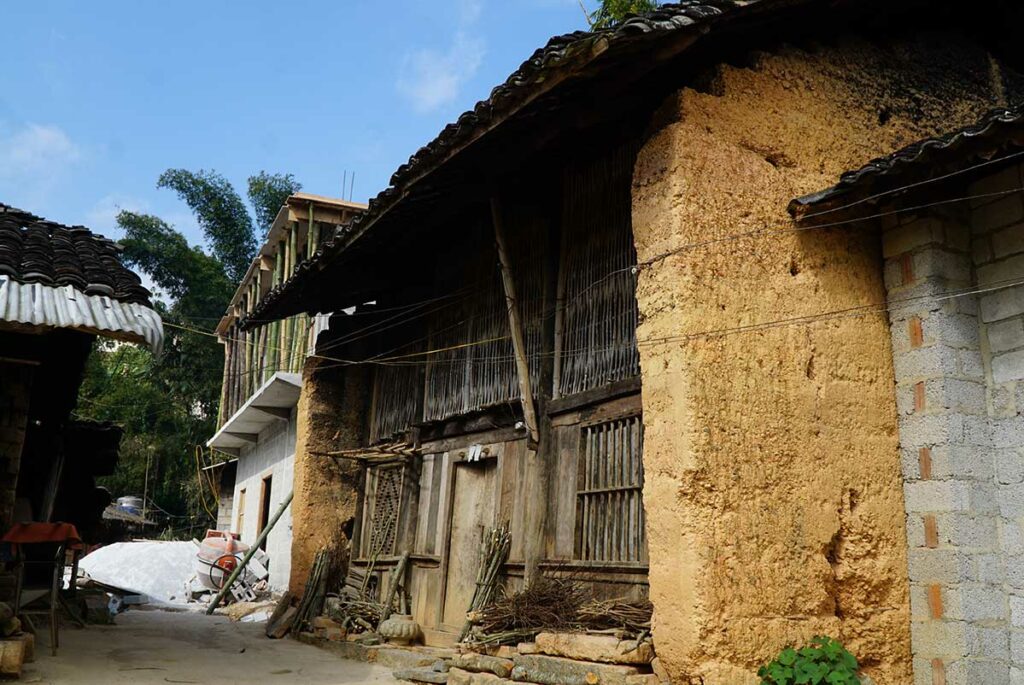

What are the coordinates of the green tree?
(248, 172, 302, 235)
(157, 169, 256, 283)
(587, 0, 659, 28)
(77, 169, 300, 534)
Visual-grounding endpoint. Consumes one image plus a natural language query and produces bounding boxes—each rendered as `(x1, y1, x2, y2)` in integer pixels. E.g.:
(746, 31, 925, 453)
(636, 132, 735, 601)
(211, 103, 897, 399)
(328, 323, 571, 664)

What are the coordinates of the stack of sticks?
(458, 523, 512, 641)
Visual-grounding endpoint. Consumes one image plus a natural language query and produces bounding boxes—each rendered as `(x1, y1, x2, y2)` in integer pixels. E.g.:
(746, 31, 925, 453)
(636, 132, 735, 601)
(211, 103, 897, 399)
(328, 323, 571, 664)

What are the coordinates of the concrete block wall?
(883, 207, 998, 685)
(230, 410, 297, 591)
(970, 165, 1024, 685)
(0, 363, 32, 529)
(884, 163, 1024, 685)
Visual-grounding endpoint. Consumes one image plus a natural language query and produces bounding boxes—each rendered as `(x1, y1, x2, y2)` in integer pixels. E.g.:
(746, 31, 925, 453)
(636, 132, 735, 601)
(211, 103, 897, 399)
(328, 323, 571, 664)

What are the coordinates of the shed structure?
(0, 203, 162, 537)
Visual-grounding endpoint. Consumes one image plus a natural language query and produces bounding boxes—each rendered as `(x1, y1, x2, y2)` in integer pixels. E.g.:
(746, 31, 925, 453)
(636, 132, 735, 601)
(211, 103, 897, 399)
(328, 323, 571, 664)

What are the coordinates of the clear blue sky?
(0, 0, 585, 248)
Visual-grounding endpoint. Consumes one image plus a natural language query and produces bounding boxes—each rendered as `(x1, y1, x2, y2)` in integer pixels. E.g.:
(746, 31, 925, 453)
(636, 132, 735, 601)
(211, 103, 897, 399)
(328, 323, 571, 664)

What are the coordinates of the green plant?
(582, 0, 660, 29)
(758, 636, 860, 685)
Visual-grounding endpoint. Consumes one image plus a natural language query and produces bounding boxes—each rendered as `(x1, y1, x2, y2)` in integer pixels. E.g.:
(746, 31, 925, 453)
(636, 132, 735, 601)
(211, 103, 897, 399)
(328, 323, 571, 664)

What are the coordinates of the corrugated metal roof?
(0, 276, 164, 353)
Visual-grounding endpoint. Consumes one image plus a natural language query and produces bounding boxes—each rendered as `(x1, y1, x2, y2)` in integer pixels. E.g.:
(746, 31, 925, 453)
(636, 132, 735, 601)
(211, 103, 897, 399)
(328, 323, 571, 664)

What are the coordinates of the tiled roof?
(244, 0, 761, 327)
(792, 105, 1024, 209)
(0, 203, 152, 306)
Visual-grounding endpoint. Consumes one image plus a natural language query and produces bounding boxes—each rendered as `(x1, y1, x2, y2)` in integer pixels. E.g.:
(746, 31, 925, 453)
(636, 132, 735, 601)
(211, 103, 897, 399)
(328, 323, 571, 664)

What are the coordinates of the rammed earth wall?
(885, 164, 1024, 685)
(289, 357, 368, 597)
(630, 33, 1022, 685)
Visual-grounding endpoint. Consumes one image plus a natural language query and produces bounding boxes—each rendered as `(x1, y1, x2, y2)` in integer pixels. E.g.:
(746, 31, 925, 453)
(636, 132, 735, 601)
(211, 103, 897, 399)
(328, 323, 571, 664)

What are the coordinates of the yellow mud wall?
(288, 356, 367, 597)
(631, 35, 1018, 684)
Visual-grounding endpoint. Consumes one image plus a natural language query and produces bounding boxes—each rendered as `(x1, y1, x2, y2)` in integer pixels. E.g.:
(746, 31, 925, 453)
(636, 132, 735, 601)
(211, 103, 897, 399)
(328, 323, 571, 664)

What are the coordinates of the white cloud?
(0, 122, 82, 209)
(0, 123, 80, 178)
(396, 2, 486, 113)
(86, 193, 149, 236)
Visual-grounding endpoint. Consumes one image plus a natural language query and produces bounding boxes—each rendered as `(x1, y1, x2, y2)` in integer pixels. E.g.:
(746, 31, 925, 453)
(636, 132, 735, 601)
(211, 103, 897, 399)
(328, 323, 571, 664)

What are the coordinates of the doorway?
(441, 459, 497, 629)
(258, 474, 273, 551)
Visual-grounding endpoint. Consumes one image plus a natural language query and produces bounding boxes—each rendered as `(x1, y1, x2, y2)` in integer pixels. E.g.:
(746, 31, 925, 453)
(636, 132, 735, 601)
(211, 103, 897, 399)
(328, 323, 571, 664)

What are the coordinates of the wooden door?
(441, 459, 497, 629)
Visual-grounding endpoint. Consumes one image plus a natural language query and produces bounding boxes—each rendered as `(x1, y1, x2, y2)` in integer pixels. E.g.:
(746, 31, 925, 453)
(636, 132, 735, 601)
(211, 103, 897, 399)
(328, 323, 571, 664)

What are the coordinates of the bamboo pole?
(307, 203, 315, 260)
(490, 196, 540, 447)
(378, 551, 410, 625)
(206, 491, 294, 614)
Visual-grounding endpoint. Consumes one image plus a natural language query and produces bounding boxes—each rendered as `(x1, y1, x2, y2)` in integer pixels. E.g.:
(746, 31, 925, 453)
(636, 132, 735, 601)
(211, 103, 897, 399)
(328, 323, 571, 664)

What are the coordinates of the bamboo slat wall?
(557, 143, 640, 398)
(575, 415, 646, 563)
(419, 213, 546, 424)
(369, 356, 424, 444)
(365, 143, 639, 440)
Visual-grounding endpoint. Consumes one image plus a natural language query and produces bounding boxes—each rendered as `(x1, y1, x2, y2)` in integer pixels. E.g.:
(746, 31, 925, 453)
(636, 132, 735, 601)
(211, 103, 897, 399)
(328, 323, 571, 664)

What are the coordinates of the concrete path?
(24, 608, 401, 684)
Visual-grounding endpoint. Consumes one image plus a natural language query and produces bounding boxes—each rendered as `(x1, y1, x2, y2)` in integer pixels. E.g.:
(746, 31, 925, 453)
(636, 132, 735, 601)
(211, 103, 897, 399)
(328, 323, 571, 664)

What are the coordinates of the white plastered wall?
(229, 410, 296, 592)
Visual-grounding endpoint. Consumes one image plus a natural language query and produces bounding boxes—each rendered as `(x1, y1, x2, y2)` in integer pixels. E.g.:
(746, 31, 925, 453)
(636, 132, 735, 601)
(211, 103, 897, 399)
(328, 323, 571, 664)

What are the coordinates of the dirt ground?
(23, 608, 400, 684)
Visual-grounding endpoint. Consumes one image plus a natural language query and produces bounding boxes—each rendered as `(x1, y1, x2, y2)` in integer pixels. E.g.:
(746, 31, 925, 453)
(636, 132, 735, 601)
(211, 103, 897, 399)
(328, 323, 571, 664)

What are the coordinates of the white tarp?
(78, 541, 197, 605)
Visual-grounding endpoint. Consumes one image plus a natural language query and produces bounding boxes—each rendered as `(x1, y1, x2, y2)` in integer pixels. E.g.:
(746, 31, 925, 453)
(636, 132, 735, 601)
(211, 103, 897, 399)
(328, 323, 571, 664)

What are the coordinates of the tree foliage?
(79, 343, 212, 530)
(157, 169, 257, 283)
(588, 0, 659, 28)
(248, 172, 302, 235)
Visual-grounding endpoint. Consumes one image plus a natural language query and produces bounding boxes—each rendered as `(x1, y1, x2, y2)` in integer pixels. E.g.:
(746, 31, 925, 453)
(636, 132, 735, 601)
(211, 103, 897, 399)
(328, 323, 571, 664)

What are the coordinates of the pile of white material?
(78, 541, 198, 605)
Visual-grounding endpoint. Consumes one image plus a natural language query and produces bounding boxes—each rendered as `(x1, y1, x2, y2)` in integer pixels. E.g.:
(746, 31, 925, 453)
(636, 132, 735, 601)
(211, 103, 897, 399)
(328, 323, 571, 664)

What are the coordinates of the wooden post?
(491, 196, 540, 448)
(206, 491, 294, 614)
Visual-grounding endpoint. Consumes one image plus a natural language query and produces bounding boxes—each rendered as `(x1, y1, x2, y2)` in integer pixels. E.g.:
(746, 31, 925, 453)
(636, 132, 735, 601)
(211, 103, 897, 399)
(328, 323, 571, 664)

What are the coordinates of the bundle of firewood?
(467, 574, 589, 645)
(577, 597, 652, 636)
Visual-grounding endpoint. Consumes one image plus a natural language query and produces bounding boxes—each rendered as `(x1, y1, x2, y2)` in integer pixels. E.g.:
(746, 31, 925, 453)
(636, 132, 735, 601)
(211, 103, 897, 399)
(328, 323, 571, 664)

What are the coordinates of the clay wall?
(288, 356, 369, 597)
(630, 33, 1020, 684)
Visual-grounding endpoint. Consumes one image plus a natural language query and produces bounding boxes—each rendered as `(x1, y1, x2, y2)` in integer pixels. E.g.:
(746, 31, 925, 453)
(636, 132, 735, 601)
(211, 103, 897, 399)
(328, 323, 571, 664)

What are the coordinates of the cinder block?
(905, 481, 971, 514)
(893, 344, 960, 382)
(960, 583, 1008, 622)
(981, 286, 1024, 323)
(998, 484, 1024, 518)
(915, 247, 973, 283)
(975, 236, 995, 266)
(883, 218, 946, 258)
(965, 623, 1010, 661)
(911, 618, 968, 657)
(1015, 632, 1024, 666)
(979, 254, 1024, 288)
(969, 554, 1005, 585)
(972, 193, 1024, 234)
(907, 547, 972, 583)
(970, 165, 1022, 203)
(993, 350, 1024, 384)
(959, 349, 985, 379)
(945, 513, 998, 551)
(1005, 556, 1024, 590)
(960, 659, 1012, 685)
(996, 450, 1024, 485)
(993, 421, 1024, 450)
(993, 225, 1024, 260)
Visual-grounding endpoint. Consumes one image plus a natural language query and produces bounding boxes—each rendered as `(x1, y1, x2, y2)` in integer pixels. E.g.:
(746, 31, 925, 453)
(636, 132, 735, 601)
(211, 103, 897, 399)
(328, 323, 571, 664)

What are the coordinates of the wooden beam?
(490, 196, 540, 448)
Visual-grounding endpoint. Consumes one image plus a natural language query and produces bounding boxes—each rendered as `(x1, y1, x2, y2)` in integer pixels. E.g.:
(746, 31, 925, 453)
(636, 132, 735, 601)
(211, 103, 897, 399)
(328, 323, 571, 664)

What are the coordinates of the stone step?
(394, 667, 449, 684)
(534, 633, 654, 665)
(377, 646, 456, 670)
(511, 654, 643, 685)
(450, 652, 514, 678)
